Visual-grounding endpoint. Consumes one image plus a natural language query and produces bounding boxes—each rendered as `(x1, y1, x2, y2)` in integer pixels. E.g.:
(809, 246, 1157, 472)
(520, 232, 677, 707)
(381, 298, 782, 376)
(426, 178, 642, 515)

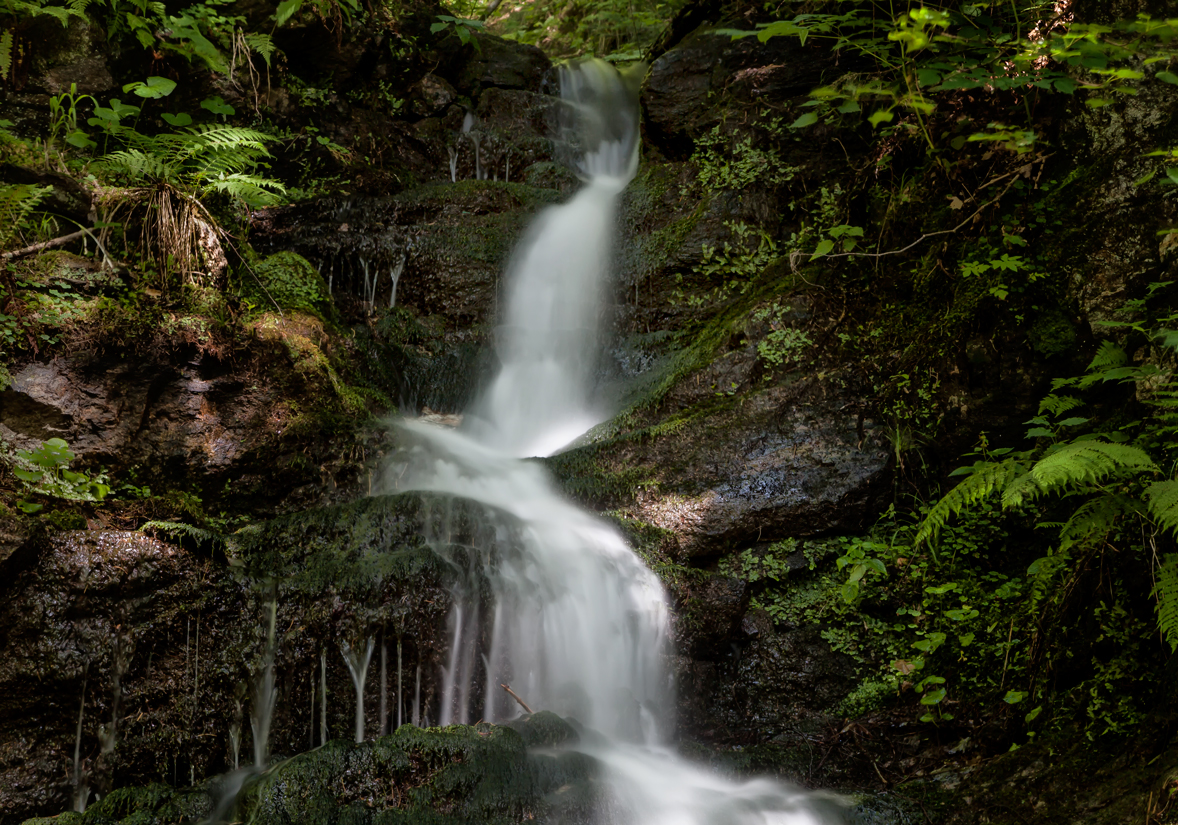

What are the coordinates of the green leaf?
(913, 632, 947, 654)
(1003, 690, 1026, 704)
(790, 112, 818, 129)
(957, 632, 975, 647)
(275, 0, 302, 25)
(13, 468, 43, 483)
(1156, 71, 1178, 85)
(125, 76, 177, 99)
(868, 109, 895, 128)
(200, 96, 235, 117)
(916, 68, 942, 86)
(1025, 706, 1042, 722)
(64, 130, 95, 149)
(17, 500, 42, 514)
(811, 238, 835, 259)
(161, 112, 193, 126)
(920, 687, 947, 705)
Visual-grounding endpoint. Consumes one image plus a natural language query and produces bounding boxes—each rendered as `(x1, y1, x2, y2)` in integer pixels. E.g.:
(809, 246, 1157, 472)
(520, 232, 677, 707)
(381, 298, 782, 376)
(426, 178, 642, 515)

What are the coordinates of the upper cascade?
(465, 58, 642, 457)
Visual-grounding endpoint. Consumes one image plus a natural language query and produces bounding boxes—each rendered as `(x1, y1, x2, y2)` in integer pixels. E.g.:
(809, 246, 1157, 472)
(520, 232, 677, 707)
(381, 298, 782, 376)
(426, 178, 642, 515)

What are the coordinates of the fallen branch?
(500, 683, 533, 714)
(1, 229, 87, 260)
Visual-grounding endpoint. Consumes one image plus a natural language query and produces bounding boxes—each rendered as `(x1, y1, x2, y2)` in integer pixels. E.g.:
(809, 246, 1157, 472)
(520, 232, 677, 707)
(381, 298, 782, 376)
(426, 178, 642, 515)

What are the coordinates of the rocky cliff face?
(2, 0, 1177, 822)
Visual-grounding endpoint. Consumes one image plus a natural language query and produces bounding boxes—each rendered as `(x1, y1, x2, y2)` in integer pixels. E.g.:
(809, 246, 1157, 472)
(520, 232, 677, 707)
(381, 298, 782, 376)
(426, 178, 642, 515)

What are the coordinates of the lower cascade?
(384, 59, 840, 825)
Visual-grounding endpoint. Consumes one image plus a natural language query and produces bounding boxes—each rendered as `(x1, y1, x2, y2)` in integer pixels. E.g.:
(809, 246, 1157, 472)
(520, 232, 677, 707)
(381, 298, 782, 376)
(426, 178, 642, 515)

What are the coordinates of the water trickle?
(341, 637, 376, 743)
(250, 598, 278, 768)
(386, 58, 840, 823)
(72, 663, 89, 813)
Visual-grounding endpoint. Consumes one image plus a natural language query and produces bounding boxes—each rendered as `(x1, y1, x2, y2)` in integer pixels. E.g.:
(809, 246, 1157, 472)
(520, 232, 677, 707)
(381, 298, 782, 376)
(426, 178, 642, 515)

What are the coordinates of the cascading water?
(384, 59, 841, 824)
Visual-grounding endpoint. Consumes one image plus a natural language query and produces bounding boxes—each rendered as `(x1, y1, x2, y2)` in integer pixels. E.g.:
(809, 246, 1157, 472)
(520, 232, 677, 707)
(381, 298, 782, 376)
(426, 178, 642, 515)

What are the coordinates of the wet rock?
(21, 717, 601, 825)
(411, 73, 458, 117)
(642, 26, 839, 158)
(0, 494, 457, 821)
(0, 507, 31, 567)
(559, 371, 891, 557)
(450, 34, 551, 96)
(23, 18, 113, 96)
(1058, 78, 1178, 325)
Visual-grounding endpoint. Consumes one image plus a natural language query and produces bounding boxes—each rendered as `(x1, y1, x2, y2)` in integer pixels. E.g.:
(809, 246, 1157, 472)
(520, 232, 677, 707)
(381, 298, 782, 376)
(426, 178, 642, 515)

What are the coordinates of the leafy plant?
(916, 332, 1178, 653)
(431, 14, 485, 50)
(93, 120, 285, 287)
(10, 437, 109, 510)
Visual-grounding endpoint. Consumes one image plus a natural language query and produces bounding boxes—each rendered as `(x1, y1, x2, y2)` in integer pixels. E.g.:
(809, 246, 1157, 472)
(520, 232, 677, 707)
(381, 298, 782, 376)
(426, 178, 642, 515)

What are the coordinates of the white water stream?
(385, 59, 840, 825)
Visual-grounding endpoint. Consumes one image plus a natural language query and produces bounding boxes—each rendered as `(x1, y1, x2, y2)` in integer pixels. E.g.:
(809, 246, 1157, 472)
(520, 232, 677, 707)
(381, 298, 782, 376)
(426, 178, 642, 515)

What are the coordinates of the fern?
(0, 183, 51, 248)
(1002, 440, 1156, 508)
(207, 173, 286, 207)
(1145, 479, 1178, 535)
(244, 32, 276, 66)
(0, 29, 12, 83)
(1057, 493, 1139, 554)
(915, 458, 1025, 546)
(1038, 393, 1083, 418)
(94, 148, 177, 182)
(140, 520, 224, 548)
(1154, 553, 1178, 653)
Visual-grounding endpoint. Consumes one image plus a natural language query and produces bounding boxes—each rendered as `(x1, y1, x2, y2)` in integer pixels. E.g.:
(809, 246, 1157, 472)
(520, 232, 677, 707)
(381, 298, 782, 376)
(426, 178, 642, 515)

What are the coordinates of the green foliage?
(0, 183, 50, 248)
(493, 0, 685, 60)
(1155, 553, 1178, 653)
(673, 221, 778, 308)
(431, 14, 485, 50)
(8, 437, 110, 509)
(95, 123, 285, 208)
(245, 251, 332, 316)
(720, 3, 1178, 155)
(752, 303, 811, 369)
(687, 124, 797, 196)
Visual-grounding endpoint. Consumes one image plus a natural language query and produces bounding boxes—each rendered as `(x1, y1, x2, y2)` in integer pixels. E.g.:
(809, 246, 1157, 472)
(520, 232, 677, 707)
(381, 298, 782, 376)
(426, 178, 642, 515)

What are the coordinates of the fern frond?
(206, 173, 286, 208)
(1154, 553, 1178, 652)
(193, 145, 269, 178)
(94, 148, 178, 183)
(915, 459, 1025, 546)
(1146, 480, 1178, 536)
(0, 183, 52, 248)
(0, 30, 13, 82)
(244, 32, 276, 66)
(1003, 440, 1156, 507)
(1057, 493, 1138, 554)
(1088, 340, 1128, 372)
(140, 519, 224, 548)
(66, 0, 95, 17)
(184, 124, 273, 154)
(1038, 393, 1083, 418)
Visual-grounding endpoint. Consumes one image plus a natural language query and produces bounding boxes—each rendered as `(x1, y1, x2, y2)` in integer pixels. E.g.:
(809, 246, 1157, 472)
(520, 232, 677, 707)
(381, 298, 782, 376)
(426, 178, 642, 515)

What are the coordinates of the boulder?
(642, 26, 840, 158)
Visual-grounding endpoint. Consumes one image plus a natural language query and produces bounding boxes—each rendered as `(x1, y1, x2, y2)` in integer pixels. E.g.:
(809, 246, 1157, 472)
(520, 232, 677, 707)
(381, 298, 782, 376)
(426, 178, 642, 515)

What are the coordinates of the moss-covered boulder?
(20, 715, 599, 825)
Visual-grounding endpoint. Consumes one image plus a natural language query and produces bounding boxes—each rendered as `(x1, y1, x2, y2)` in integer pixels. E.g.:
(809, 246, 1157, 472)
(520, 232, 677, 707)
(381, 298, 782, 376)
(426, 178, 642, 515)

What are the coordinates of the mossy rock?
(26, 718, 601, 825)
(227, 493, 448, 595)
(247, 252, 335, 319)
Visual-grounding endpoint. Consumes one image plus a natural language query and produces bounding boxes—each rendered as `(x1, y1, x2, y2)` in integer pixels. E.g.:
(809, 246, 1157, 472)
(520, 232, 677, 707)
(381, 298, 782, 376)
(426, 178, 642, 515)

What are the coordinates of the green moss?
(227, 493, 447, 595)
(245, 252, 335, 320)
(38, 718, 601, 825)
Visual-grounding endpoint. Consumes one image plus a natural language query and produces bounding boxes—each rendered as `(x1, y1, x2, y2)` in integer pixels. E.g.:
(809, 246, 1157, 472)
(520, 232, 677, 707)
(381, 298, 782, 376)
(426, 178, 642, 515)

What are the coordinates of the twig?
(500, 683, 533, 714)
(1, 229, 87, 260)
(822, 175, 1020, 262)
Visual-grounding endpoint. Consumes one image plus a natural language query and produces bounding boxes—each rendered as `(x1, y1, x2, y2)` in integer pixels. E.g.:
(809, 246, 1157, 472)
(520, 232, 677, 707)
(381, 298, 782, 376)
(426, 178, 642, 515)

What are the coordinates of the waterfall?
(385, 58, 839, 824)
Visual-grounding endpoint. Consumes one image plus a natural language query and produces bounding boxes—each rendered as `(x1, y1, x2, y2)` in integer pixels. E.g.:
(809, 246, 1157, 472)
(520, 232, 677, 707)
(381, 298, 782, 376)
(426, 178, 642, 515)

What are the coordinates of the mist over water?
(385, 58, 840, 825)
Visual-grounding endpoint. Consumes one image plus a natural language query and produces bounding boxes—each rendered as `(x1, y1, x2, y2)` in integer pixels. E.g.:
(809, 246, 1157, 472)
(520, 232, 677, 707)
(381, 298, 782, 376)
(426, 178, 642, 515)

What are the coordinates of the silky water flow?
(384, 59, 841, 824)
